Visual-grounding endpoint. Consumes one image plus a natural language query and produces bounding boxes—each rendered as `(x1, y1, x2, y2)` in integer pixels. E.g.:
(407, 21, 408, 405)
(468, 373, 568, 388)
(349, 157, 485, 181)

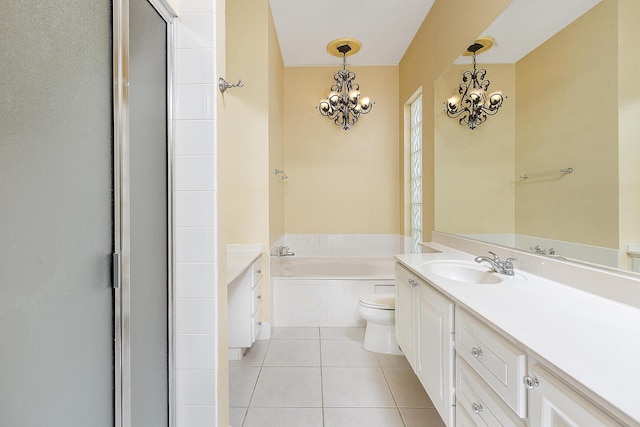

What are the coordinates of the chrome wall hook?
(274, 169, 288, 181)
(219, 77, 244, 94)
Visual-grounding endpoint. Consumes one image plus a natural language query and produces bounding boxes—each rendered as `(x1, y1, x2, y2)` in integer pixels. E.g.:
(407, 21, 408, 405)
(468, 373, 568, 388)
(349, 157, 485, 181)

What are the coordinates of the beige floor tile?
(321, 339, 380, 367)
(383, 366, 435, 408)
(324, 408, 405, 427)
(399, 408, 446, 427)
(243, 407, 323, 427)
(229, 407, 246, 427)
(263, 339, 320, 366)
(376, 352, 411, 368)
(230, 339, 269, 367)
(251, 367, 322, 407)
(322, 367, 396, 407)
(271, 327, 319, 340)
(320, 327, 365, 340)
(229, 366, 261, 408)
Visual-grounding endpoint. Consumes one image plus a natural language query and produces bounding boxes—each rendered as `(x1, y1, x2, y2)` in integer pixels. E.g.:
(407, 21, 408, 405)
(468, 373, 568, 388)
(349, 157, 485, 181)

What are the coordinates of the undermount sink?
(421, 260, 505, 284)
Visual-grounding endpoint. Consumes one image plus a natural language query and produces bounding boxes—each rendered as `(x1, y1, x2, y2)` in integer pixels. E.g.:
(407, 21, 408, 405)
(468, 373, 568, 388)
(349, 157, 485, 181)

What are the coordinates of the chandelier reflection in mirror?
(445, 39, 505, 130)
(318, 39, 373, 131)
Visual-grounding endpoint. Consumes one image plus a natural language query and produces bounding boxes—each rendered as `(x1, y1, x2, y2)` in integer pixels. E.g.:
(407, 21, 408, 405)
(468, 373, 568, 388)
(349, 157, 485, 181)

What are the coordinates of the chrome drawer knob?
(257, 269, 262, 274)
(257, 295, 262, 299)
(523, 375, 539, 389)
(408, 278, 418, 288)
(471, 403, 483, 414)
(471, 347, 483, 358)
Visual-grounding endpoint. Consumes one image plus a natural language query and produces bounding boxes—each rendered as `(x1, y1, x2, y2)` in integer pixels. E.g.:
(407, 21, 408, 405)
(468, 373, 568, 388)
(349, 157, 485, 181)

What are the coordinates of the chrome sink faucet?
(474, 251, 516, 276)
(276, 245, 295, 257)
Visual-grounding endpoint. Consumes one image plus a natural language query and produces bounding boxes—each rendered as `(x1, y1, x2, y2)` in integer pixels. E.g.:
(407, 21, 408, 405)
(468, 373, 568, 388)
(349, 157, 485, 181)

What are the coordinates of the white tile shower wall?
(283, 234, 404, 258)
(174, 1, 218, 426)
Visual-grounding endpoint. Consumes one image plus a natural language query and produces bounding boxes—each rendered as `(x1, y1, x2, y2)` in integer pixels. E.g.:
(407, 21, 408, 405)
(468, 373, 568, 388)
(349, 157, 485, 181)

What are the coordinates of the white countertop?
(395, 244, 640, 425)
(227, 249, 261, 284)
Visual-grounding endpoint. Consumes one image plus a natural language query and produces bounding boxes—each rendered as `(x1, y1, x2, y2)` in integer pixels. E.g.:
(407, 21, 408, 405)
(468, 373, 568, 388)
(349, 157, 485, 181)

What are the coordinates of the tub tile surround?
(270, 234, 408, 265)
(400, 232, 640, 425)
(173, 0, 219, 425)
(269, 235, 403, 329)
(281, 234, 408, 258)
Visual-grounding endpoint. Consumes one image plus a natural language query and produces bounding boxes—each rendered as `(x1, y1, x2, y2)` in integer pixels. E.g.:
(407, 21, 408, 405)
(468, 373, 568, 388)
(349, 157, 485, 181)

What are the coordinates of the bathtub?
(272, 258, 396, 327)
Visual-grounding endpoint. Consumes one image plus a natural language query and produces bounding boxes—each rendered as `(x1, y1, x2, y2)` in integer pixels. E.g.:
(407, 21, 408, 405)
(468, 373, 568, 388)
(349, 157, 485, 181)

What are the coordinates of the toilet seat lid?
(360, 293, 395, 310)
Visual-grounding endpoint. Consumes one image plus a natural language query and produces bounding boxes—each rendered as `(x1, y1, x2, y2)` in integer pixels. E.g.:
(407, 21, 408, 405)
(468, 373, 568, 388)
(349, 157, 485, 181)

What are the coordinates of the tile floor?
(229, 327, 446, 427)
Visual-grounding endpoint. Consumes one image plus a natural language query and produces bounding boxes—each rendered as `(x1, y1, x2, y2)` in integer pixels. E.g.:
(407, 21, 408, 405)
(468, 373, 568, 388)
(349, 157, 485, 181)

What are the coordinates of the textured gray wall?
(129, 0, 169, 425)
(0, 1, 114, 426)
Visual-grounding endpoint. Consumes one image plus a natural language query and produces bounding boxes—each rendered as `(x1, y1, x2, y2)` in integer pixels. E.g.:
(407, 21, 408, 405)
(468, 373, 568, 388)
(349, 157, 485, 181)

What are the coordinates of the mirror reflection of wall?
(434, 0, 640, 272)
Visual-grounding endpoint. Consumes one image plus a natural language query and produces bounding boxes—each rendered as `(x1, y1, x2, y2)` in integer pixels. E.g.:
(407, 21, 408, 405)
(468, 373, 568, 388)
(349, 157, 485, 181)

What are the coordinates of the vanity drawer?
(456, 401, 479, 427)
(455, 308, 527, 417)
(456, 357, 526, 426)
(252, 260, 262, 286)
(250, 284, 262, 316)
(251, 308, 262, 341)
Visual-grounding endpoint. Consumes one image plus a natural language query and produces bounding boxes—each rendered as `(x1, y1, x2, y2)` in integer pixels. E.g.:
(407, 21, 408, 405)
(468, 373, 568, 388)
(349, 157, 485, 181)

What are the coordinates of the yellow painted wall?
(268, 7, 285, 246)
(618, 0, 640, 267)
(224, 0, 270, 246)
(224, 0, 280, 319)
(515, 0, 618, 248)
(283, 66, 400, 234)
(434, 64, 516, 234)
(399, 0, 513, 241)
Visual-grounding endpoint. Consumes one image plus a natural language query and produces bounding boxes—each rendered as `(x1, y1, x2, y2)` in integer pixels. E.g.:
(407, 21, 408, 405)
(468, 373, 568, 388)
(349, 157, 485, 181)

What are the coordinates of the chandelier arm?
(446, 108, 468, 119)
(479, 106, 502, 116)
(317, 43, 373, 130)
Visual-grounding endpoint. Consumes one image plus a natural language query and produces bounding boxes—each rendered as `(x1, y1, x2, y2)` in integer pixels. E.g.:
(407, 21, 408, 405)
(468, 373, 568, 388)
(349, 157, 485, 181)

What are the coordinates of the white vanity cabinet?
(526, 362, 622, 427)
(395, 250, 640, 427)
(396, 264, 455, 426)
(455, 309, 527, 418)
(455, 357, 525, 427)
(395, 263, 415, 366)
(228, 258, 262, 359)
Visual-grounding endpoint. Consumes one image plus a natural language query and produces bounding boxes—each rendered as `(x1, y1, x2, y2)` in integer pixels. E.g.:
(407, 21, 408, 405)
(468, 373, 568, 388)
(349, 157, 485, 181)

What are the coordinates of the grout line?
(318, 332, 325, 427)
(238, 327, 421, 426)
(240, 338, 271, 427)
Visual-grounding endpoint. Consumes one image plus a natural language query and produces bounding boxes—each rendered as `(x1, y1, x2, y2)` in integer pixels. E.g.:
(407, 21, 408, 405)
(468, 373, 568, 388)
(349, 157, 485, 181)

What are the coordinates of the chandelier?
(318, 39, 373, 131)
(445, 39, 505, 130)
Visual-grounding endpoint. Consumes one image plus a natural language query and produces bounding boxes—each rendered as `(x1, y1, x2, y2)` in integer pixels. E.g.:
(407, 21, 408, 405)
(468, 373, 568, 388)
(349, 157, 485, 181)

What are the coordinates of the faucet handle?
(504, 258, 517, 275)
(488, 251, 501, 262)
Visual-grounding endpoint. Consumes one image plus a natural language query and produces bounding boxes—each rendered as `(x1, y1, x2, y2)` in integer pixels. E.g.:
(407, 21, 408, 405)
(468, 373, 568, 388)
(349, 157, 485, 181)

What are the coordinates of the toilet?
(358, 293, 403, 355)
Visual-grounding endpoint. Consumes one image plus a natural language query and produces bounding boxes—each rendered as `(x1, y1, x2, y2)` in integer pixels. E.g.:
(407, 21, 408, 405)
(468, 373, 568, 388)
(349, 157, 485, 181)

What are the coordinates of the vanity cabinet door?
(415, 279, 455, 427)
(229, 258, 262, 350)
(528, 364, 622, 427)
(395, 263, 416, 368)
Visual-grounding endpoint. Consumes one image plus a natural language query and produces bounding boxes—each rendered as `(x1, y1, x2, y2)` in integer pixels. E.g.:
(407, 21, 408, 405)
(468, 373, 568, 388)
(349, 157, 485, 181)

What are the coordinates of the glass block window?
(410, 95, 422, 253)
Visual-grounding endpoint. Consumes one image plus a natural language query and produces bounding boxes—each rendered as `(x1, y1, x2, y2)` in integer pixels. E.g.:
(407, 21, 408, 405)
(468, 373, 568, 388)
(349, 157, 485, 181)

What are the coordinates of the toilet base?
(363, 322, 403, 355)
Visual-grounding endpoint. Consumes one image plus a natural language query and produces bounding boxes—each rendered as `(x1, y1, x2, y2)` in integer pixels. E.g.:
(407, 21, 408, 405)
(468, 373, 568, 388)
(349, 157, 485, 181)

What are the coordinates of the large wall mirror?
(434, 0, 640, 273)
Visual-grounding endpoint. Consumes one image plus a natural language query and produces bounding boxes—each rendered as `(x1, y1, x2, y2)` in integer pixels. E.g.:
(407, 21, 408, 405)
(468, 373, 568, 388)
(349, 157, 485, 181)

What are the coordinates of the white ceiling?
(269, 0, 601, 67)
(454, 0, 601, 65)
(269, 0, 436, 66)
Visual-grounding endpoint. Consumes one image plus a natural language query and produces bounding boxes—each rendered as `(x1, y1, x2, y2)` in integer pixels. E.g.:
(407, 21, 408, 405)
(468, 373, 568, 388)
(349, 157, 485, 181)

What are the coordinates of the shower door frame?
(113, 1, 177, 426)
